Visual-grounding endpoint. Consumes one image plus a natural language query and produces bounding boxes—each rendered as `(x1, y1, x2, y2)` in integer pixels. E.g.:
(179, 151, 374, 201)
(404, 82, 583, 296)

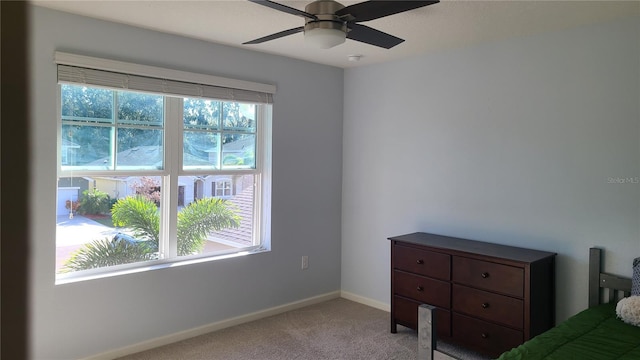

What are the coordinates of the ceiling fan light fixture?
(244, 0, 440, 49)
(304, 26, 346, 49)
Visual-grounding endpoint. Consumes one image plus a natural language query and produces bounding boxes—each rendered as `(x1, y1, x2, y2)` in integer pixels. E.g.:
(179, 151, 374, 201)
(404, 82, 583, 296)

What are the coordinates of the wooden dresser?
(389, 232, 556, 357)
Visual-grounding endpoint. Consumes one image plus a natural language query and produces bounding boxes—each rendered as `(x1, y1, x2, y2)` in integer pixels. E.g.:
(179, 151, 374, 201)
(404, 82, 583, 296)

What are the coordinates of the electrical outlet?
(301, 255, 309, 270)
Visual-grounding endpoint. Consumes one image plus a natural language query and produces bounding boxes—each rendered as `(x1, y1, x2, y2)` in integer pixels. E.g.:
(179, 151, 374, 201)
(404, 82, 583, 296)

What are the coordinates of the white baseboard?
(340, 290, 390, 312)
(81, 291, 341, 360)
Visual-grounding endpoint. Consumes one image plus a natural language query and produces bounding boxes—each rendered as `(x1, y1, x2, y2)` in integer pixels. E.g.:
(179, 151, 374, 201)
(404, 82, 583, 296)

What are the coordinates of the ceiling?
(32, 0, 639, 68)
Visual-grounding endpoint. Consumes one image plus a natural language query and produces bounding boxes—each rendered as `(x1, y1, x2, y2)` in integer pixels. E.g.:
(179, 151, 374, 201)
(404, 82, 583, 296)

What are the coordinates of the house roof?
(86, 145, 212, 167)
(221, 136, 255, 153)
(209, 183, 254, 246)
(86, 140, 253, 167)
(62, 139, 80, 148)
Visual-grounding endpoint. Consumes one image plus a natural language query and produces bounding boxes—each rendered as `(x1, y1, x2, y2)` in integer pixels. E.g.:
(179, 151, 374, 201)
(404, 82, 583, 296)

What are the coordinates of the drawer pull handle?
(481, 302, 490, 309)
(416, 259, 424, 265)
(416, 286, 424, 292)
(481, 272, 490, 279)
(481, 333, 489, 339)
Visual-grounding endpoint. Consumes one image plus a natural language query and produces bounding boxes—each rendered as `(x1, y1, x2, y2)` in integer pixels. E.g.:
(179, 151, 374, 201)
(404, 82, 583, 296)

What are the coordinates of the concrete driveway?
(56, 214, 120, 246)
(56, 214, 121, 272)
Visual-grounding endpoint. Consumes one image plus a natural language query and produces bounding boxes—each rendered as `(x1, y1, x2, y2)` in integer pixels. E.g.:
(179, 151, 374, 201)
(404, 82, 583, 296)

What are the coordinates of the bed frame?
(418, 247, 633, 360)
(588, 247, 632, 307)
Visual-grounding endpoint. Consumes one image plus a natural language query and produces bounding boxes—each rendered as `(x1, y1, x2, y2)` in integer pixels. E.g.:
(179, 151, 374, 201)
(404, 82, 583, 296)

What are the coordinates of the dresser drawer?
(393, 270, 451, 308)
(393, 244, 450, 280)
(452, 313, 523, 357)
(452, 284, 523, 329)
(393, 295, 451, 337)
(452, 256, 523, 297)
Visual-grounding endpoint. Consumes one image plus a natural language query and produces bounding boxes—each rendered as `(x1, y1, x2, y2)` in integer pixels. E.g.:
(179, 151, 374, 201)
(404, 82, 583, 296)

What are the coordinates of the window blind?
(55, 52, 274, 104)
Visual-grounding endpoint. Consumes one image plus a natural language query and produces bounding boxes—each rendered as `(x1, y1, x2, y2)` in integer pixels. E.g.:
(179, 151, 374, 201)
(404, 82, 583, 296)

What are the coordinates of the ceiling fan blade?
(247, 0, 317, 20)
(346, 23, 404, 49)
(337, 0, 439, 22)
(243, 27, 305, 45)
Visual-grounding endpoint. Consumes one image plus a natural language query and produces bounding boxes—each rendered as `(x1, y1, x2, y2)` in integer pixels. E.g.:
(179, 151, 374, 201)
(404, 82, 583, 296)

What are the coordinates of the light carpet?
(117, 298, 489, 360)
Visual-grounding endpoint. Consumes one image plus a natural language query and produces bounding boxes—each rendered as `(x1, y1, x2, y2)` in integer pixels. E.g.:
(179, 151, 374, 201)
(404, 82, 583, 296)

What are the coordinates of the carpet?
(117, 298, 489, 360)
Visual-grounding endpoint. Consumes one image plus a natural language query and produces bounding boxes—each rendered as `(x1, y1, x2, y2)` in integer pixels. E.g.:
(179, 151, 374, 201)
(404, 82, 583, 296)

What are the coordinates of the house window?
(213, 179, 233, 197)
(55, 53, 273, 281)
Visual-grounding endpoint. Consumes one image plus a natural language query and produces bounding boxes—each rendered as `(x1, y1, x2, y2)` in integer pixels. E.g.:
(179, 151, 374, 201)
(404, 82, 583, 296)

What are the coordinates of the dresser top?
(389, 232, 556, 263)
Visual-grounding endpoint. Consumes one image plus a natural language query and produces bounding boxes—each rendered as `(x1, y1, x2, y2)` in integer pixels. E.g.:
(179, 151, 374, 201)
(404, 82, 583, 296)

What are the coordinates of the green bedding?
(496, 303, 640, 360)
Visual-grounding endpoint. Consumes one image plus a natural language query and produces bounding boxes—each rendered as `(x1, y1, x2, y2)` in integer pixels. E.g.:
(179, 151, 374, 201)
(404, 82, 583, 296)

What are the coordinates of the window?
(55, 53, 273, 281)
(213, 179, 232, 197)
(60, 85, 164, 171)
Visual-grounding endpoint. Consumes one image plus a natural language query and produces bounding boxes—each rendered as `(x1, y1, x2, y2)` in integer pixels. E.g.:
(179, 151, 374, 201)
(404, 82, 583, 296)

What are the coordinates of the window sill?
(55, 246, 269, 285)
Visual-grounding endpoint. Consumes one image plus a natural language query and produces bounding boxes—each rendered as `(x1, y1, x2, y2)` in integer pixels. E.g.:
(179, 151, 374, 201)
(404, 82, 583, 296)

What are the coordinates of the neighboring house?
(71, 142, 255, 207)
(215, 136, 256, 167)
(60, 143, 254, 220)
(92, 176, 150, 201)
(89, 174, 251, 205)
(56, 176, 89, 216)
(209, 180, 254, 247)
(57, 139, 84, 215)
(85, 145, 166, 170)
(58, 173, 254, 246)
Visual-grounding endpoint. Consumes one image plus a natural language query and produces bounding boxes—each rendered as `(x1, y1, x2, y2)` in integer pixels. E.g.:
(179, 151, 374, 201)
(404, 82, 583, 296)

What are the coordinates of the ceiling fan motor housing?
(304, 0, 348, 33)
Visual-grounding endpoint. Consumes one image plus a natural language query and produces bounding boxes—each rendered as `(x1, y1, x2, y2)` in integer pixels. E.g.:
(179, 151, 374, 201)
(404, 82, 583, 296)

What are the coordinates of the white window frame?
(55, 53, 274, 283)
(214, 178, 233, 198)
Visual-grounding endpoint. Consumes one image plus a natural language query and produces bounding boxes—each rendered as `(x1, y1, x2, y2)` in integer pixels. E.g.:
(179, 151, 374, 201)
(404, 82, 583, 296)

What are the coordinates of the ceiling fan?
(244, 0, 439, 49)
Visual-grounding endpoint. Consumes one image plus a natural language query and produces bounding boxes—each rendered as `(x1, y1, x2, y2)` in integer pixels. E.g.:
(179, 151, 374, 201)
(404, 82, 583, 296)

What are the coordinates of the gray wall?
(29, 6, 343, 359)
(342, 17, 640, 323)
